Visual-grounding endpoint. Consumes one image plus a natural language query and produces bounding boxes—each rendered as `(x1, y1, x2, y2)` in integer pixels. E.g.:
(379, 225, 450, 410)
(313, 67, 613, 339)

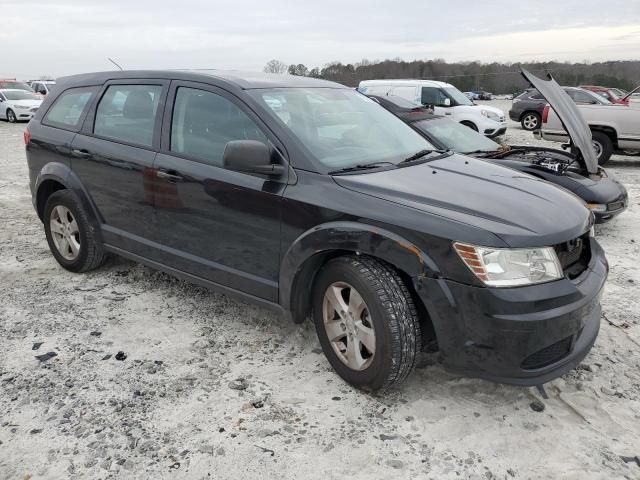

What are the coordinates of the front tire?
(7, 109, 16, 123)
(44, 190, 106, 272)
(520, 112, 541, 131)
(312, 255, 421, 391)
(591, 131, 613, 166)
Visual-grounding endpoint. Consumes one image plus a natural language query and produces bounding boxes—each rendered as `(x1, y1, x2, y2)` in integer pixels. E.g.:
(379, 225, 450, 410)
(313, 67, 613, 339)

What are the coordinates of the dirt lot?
(1, 103, 639, 479)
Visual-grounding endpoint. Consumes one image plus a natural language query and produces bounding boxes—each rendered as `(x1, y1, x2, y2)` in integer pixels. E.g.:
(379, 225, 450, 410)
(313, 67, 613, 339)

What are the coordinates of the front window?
(251, 88, 434, 170)
(421, 86, 473, 107)
(442, 87, 473, 106)
(412, 118, 499, 154)
(2, 90, 40, 101)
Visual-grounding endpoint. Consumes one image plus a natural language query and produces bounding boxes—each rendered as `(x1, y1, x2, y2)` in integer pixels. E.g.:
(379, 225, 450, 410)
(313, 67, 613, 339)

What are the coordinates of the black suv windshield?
(251, 88, 434, 170)
(412, 118, 499, 154)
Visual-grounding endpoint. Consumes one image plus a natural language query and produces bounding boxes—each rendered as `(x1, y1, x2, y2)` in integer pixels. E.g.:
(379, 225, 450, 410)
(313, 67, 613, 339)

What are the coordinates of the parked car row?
(23, 68, 612, 392)
(368, 92, 627, 223)
(358, 80, 507, 137)
(0, 78, 56, 123)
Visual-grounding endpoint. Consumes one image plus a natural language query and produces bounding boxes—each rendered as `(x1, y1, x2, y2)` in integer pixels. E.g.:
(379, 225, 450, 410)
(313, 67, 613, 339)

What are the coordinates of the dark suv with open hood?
(25, 70, 607, 391)
(369, 71, 628, 223)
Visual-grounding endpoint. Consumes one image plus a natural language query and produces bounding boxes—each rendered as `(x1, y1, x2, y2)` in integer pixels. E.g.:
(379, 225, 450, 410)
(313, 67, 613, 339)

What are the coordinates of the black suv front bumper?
(416, 238, 607, 385)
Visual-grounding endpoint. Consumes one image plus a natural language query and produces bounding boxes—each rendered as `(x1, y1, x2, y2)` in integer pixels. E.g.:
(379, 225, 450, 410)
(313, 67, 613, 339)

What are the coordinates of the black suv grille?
(521, 335, 573, 370)
(554, 233, 591, 279)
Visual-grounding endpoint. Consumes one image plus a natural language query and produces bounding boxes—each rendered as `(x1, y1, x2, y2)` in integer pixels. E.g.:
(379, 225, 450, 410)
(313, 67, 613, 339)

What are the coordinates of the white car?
(539, 100, 640, 165)
(358, 79, 507, 137)
(0, 89, 42, 122)
(30, 80, 56, 96)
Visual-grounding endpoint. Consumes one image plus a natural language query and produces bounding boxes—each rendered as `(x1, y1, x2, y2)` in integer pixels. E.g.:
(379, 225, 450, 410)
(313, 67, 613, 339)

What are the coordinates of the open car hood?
(521, 69, 598, 174)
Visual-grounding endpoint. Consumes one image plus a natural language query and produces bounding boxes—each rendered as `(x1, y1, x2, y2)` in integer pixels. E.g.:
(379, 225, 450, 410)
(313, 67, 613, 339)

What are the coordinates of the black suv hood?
(333, 154, 591, 247)
(521, 69, 599, 174)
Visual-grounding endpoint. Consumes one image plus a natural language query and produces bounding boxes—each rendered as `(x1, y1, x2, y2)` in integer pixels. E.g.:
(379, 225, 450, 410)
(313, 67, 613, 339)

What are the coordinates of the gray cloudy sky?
(3, 0, 640, 79)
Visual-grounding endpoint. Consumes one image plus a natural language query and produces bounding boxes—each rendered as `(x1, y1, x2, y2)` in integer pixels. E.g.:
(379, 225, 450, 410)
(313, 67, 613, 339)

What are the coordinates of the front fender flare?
(279, 221, 439, 319)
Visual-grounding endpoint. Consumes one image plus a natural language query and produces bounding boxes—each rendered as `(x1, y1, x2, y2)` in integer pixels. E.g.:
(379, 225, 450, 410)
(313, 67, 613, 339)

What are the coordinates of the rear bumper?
(415, 238, 608, 385)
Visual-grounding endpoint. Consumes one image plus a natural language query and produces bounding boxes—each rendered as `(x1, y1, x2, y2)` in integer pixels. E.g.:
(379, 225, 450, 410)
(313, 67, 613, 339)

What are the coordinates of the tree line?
(264, 58, 640, 94)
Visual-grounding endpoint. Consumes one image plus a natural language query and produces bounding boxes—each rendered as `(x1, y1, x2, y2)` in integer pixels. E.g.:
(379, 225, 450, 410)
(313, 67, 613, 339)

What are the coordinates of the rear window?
(44, 87, 97, 129)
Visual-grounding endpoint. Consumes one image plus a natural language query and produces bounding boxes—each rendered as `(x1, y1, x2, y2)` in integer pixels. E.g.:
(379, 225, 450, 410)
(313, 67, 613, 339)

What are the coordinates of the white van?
(358, 79, 507, 137)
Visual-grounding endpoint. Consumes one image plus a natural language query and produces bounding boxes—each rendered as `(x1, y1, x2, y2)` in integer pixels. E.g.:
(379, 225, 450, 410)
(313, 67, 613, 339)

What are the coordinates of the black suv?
(510, 87, 609, 131)
(26, 71, 607, 390)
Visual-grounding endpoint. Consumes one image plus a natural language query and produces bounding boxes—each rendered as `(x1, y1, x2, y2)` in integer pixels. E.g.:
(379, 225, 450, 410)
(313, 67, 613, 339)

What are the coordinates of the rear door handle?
(156, 170, 183, 182)
(72, 149, 92, 158)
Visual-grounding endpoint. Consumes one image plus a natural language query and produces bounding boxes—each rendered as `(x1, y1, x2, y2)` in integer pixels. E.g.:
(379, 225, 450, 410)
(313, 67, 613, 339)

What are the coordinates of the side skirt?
(104, 244, 287, 316)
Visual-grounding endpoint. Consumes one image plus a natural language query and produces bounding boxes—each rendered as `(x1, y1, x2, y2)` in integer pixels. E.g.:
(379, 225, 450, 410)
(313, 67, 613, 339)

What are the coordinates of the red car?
(579, 85, 629, 104)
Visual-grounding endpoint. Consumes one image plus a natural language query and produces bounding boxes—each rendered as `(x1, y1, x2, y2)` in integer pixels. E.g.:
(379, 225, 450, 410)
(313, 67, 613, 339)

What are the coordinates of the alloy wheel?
(49, 205, 81, 261)
(7, 110, 16, 123)
(522, 114, 539, 130)
(592, 140, 603, 159)
(322, 282, 375, 371)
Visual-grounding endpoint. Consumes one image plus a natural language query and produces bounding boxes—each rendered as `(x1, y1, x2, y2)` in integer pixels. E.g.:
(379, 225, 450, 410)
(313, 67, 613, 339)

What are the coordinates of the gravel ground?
(1, 102, 639, 479)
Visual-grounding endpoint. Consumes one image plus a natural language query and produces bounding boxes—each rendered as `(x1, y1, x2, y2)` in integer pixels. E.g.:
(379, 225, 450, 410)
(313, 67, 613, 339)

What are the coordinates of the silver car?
(0, 88, 42, 122)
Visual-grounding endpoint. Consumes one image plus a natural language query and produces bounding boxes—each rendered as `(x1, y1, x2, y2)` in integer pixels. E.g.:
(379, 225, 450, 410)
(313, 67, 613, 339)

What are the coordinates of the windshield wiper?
(328, 161, 395, 175)
(399, 149, 449, 164)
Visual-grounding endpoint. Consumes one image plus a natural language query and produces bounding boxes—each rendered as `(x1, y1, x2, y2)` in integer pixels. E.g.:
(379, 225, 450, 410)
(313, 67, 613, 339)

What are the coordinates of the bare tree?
(263, 59, 288, 74)
(288, 64, 309, 76)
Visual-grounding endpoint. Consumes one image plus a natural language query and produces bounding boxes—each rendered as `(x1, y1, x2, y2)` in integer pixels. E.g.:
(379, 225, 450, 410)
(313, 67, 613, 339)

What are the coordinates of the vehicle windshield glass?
(0, 81, 33, 91)
(251, 88, 435, 170)
(444, 87, 473, 106)
(412, 118, 499, 154)
(3, 90, 40, 101)
(610, 88, 626, 97)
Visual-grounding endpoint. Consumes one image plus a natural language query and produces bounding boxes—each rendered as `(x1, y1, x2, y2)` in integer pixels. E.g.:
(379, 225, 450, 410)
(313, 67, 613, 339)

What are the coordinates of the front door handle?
(72, 149, 92, 158)
(156, 170, 183, 183)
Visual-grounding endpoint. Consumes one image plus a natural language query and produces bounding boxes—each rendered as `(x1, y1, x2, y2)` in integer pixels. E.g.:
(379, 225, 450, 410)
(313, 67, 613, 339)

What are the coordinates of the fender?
(34, 162, 104, 242)
(279, 221, 440, 320)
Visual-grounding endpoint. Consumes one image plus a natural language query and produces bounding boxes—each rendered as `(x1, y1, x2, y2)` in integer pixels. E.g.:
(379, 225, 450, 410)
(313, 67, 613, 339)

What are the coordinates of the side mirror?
(442, 98, 452, 107)
(223, 140, 285, 177)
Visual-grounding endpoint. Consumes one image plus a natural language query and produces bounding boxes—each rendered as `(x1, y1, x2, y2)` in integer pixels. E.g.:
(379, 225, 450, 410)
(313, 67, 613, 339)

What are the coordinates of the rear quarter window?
(43, 87, 98, 129)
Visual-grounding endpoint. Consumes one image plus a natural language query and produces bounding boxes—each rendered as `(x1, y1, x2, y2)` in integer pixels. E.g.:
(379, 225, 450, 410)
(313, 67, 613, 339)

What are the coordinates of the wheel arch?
(279, 222, 439, 346)
(590, 124, 618, 148)
(34, 163, 103, 242)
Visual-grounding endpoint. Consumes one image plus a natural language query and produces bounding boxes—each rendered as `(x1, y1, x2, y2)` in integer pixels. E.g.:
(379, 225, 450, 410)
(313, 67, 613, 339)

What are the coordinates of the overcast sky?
(3, 0, 640, 79)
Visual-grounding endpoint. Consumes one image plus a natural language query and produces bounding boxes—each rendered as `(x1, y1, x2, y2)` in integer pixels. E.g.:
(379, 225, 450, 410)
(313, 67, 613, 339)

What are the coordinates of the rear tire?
(312, 255, 421, 392)
(520, 112, 541, 131)
(7, 109, 16, 123)
(44, 190, 106, 273)
(460, 121, 478, 132)
(591, 131, 613, 166)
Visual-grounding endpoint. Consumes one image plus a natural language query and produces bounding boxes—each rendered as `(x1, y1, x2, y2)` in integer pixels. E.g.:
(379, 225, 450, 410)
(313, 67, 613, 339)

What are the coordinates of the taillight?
(542, 105, 550, 124)
(24, 129, 31, 145)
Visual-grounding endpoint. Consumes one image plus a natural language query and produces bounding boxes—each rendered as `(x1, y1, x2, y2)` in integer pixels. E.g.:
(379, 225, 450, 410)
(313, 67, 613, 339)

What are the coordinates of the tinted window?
(94, 85, 161, 147)
(421, 87, 449, 106)
(567, 89, 603, 104)
(171, 87, 267, 166)
(44, 87, 96, 128)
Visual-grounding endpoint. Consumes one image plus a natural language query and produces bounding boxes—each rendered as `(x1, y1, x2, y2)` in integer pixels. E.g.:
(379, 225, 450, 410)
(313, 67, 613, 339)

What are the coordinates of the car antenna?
(107, 57, 124, 71)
